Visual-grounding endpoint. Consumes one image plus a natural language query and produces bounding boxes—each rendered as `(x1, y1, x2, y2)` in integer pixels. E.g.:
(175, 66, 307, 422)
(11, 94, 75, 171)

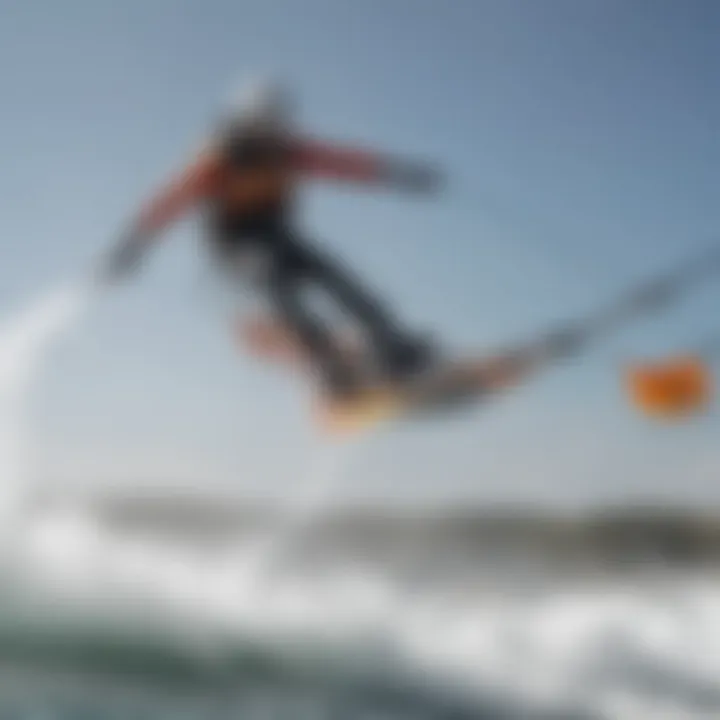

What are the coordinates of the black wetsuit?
(206, 130, 419, 396)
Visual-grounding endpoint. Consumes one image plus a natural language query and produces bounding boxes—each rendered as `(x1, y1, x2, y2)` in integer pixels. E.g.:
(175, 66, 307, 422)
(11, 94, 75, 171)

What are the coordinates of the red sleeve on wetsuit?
(293, 137, 389, 184)
(133, 151, 222, 236)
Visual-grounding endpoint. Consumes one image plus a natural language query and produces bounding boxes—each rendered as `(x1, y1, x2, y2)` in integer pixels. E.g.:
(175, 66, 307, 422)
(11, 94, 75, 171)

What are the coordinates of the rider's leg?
(265, 245, 363, 398)
(293, 238, 436, 380)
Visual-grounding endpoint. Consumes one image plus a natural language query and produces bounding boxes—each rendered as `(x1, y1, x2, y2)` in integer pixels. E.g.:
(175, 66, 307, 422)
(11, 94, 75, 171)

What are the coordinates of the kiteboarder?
(101, 79, 442, 401)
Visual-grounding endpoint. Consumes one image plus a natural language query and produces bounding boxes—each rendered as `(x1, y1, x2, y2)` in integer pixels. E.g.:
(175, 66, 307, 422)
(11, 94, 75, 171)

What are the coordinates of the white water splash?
(0, 282, 92, 528)
(236, 433, 366, 585)
(17, 501, 720, 719)
(21, 419, 370, 633)
(0, 279, 368, 619)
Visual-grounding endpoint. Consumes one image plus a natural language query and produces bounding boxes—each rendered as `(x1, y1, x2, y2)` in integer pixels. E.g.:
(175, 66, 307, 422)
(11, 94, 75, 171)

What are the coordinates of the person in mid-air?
(102, 79, 442, 402)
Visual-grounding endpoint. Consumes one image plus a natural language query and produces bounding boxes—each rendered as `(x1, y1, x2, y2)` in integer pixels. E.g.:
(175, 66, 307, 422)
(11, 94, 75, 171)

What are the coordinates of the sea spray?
(235, 433, 367, 587)
(0, 277, 373, 636)
(0, 281, 93, 535)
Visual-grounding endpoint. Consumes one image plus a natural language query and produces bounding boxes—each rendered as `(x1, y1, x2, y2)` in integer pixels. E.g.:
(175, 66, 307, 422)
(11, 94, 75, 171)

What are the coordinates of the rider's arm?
(131, 149, 221, 237)
(293, 136, 441, 194)
(103, 149, 222, 281)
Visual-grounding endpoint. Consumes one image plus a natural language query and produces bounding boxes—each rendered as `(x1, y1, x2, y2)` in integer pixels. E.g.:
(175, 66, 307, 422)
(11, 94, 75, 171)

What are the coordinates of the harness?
(208, 128, 296, 239)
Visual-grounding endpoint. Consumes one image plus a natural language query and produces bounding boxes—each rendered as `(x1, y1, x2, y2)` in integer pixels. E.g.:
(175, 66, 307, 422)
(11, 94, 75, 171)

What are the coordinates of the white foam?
(14, 499, 720, 718)
(0, 282, 91, 527)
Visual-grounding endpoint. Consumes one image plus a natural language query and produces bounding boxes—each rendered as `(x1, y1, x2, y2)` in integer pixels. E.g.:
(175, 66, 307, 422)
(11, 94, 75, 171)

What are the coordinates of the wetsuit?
(110, 124, 438, 396)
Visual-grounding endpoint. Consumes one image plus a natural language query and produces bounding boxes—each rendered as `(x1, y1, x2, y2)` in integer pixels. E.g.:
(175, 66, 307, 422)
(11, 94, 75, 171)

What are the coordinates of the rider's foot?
(319, 367, 364, 404)
(382, 334, 438, 384)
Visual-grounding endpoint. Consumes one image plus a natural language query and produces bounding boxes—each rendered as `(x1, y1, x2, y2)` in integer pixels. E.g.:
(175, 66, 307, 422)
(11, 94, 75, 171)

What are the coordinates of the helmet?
(223, 77, 294, 132)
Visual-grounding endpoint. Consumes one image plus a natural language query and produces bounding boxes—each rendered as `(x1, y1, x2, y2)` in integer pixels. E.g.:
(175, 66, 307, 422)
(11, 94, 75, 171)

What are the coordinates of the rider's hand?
(386, 161, 442, 195)
(100, 231, 147, 284)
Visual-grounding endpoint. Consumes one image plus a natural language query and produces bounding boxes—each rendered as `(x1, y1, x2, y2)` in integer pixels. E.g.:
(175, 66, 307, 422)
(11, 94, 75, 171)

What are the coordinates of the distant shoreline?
(25, 487, 720, 572)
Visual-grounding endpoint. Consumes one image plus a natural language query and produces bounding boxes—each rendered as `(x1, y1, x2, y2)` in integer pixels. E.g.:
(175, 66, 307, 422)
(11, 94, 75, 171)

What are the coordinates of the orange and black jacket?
(130, 133, 438, 245)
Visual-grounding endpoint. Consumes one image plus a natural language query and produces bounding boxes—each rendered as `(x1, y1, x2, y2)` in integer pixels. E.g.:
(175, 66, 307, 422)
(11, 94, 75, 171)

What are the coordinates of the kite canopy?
(625, 355, 713, 419)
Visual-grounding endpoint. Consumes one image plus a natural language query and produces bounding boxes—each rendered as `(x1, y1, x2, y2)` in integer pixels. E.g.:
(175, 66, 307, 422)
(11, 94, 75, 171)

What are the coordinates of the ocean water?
(0, 495, 715, 720)
(0, 284, 719, 719)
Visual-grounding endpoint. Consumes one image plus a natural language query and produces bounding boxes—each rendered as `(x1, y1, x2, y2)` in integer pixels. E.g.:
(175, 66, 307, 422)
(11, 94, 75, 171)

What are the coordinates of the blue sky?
(1, 0, 719, 507)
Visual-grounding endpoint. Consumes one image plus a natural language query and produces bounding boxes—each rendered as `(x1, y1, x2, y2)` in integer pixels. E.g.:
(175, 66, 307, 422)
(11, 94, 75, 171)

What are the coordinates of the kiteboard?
(313, 360, 507, 436)
(239, 317, 537, 437)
